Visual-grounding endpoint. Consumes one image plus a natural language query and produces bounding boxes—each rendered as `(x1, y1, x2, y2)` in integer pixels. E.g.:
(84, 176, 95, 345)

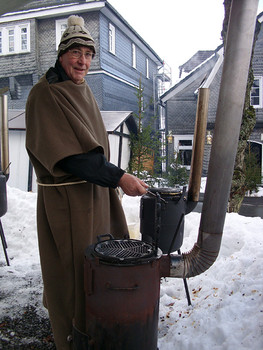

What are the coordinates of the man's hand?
(118, 173, 148, 196)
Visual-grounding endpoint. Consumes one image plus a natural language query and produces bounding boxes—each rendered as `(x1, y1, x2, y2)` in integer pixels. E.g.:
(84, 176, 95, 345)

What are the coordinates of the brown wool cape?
(26, 76, 128, 349)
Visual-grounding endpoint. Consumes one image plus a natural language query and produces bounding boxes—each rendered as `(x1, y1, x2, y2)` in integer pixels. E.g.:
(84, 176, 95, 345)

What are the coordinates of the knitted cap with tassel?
(58, 15, 96, 57)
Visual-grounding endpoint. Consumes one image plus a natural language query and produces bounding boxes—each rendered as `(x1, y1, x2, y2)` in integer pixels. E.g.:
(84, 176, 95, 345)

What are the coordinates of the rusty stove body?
(83, 188, 193, 350)
(84, 237, 165, 350)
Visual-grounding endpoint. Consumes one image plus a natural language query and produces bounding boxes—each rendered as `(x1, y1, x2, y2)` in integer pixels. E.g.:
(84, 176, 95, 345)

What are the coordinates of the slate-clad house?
(0, 0, 166, 190)
(161, 45, 224, 173)
(161, 11, 263, 179)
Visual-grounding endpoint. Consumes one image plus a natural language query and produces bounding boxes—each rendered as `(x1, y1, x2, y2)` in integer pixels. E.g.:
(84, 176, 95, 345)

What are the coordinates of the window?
(20, 26, 28, 51)
(146, 58, 149, 79)
(0, 22, 30, 55)
(132, 43, 136, 68)
(173, 135, 194, 169)
(8, 28, 15, 52)
(251, 77, 262, 108)
(60, 23, 67, 37)
(109, 23, 115, 54)
(56, 19, 67, 50)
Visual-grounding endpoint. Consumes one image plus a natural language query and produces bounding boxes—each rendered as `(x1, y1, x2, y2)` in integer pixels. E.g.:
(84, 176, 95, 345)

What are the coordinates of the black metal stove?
(140, 187, 196, 253)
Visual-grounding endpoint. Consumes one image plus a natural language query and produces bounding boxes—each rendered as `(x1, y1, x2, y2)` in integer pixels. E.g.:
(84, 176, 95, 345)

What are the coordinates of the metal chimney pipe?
(0, 94, 10, 180)
(169, 0, 259, 278)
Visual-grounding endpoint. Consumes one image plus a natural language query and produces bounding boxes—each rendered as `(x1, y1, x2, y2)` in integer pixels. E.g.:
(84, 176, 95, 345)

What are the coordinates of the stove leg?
(0, 220, 9, 266)
(178, 249, 191, 306)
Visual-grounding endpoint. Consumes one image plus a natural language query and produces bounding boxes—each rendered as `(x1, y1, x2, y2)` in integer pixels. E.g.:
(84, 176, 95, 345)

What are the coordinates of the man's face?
(59, 46, 94, 84)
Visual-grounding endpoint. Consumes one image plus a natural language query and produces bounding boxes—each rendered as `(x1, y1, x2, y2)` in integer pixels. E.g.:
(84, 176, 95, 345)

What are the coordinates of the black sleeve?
(57, 150, 125, 188)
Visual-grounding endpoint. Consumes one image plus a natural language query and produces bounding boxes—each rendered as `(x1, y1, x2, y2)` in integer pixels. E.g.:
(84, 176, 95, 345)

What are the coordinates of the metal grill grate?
(94, 239, 155, 263)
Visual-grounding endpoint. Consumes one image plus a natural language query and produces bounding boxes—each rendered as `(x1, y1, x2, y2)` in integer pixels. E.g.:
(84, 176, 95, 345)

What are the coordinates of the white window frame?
(146, 58, 149, 79)
(0, 22, 30, 55)
(8, 27, 15, 53)
(173, 135, 194, 170)
(132, 43, 136, 69)
(250, 76, 262, 108)
(19, 24, 29, 51)
(109, 23, 115, 55)
(56, 19, 67, 50)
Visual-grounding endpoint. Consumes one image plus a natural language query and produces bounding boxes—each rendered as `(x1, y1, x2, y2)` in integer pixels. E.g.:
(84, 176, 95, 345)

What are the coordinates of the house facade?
(0, 0, 164, 114)
(161, 12, 263, 180)
(0, 0, 166, 190)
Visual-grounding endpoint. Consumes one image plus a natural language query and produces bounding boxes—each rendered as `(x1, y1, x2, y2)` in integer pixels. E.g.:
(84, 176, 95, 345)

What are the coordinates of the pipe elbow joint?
(169, 231, 222, 278)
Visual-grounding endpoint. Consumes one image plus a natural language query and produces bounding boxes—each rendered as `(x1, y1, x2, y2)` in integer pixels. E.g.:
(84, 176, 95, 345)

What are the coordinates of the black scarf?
(46, 60, 70, 84)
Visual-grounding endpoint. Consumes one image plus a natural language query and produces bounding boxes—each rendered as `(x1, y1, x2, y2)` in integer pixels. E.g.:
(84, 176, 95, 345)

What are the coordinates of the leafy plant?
(244, 147, 261, 193)
(165, 152, 189, 187)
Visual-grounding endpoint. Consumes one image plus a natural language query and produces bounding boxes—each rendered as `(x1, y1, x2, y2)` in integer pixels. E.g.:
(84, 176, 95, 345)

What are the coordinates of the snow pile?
(158, 212, 263, 350)
(0, 186, 263, 349)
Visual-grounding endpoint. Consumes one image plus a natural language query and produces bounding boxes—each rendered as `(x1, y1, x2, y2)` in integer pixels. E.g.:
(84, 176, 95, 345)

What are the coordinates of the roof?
(0, 0, 83, 15)
(0, 0, 31, 15)
(160, 45, 223, 103)
(0, 1, 105, 21)
(8, 109, 137, 134)
(179, 50, 215, 78)
(15, 0, 81, 11)
(8, 109, 25, 129)
(100, 111, 136, 133)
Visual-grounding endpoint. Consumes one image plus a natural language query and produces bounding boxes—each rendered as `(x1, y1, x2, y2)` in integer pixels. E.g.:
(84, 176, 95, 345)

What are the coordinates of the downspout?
(168, 0, 259, 278)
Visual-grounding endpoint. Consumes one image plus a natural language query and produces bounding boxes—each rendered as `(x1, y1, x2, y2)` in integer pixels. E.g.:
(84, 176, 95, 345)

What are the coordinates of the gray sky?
(109, 0, 263, 83)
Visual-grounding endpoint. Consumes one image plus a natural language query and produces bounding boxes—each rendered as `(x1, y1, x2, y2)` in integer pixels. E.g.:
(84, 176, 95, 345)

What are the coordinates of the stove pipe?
(169, 0, 259, 278)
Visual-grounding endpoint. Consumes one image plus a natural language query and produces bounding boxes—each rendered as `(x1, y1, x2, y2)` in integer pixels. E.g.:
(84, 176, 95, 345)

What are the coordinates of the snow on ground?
(0, 185, 263, 349)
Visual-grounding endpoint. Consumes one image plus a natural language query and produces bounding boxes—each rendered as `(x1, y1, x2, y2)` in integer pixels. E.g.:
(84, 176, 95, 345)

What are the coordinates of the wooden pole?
(188, 87, 210, 202)
(0, 94, 10, 179)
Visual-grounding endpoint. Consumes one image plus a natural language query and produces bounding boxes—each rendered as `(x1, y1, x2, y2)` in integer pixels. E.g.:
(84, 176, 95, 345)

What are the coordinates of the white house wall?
(108, 134, 120, 166)
(121, 137, 130, 171)
(120, 123, 131, 170)
(108, 128, 131, 171)
(8, 130, 29, 191)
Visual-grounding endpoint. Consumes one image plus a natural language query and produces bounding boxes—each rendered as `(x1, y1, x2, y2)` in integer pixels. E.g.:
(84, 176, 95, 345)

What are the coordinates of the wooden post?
(188, 87, 210, 202)
(0, 93, 10, 179)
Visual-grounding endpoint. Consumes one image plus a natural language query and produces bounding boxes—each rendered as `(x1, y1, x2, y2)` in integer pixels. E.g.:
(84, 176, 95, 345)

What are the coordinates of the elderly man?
(26, 15, 147, 350)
